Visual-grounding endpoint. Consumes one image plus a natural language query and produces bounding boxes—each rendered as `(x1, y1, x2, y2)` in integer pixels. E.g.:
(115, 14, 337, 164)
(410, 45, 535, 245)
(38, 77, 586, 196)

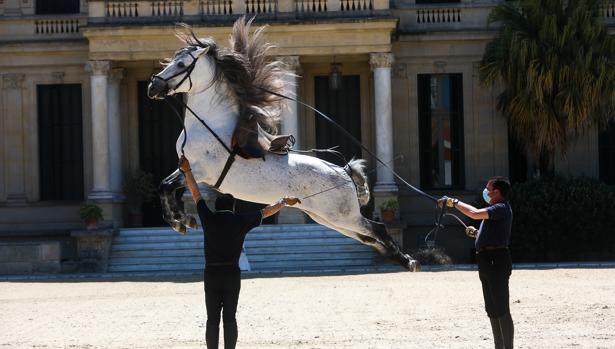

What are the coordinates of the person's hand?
(465, 226, 478, 239)
(283, 197, 301, 206)
(437, 196, 458, 208)
(178, 155, 192, 173)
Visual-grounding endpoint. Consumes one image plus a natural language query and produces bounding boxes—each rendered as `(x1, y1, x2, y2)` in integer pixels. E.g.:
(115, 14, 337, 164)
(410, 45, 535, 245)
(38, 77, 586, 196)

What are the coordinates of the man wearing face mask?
(438, 176, 513, 349)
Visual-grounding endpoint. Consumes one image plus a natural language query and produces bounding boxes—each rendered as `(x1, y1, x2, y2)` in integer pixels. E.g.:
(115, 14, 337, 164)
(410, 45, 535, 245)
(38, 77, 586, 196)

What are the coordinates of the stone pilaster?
(277, 55, 302, 150)
(276, 56, 305, 224)
(108, 68, 125, 198)
(86, 61, 113, 201)
(2, 74, 27, 204)
(369, 53, 398, 194)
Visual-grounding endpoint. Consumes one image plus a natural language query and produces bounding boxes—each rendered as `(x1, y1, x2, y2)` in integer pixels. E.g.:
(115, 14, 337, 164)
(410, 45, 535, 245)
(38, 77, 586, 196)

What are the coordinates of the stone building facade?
(1, 0, 614, 265)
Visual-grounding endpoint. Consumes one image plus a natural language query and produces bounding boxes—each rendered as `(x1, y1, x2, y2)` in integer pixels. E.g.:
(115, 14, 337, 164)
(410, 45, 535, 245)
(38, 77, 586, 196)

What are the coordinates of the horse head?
(147, 45, 211, 100)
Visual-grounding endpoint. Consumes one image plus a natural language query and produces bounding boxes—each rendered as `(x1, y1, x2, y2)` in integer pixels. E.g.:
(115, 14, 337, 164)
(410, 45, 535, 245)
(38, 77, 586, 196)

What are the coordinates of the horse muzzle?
(147, 77, 168, 100)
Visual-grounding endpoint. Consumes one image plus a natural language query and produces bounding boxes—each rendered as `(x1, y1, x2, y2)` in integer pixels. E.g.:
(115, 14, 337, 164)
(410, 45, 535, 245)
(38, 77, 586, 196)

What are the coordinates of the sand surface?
(1, 269, 614, 348)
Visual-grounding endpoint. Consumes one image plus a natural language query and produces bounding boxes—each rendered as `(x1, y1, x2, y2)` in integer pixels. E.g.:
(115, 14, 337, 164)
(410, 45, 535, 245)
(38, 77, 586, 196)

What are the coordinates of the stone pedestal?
(70, 228, 115, 272)
(0, 241, 61, 274)
(385, 221, 407, 250)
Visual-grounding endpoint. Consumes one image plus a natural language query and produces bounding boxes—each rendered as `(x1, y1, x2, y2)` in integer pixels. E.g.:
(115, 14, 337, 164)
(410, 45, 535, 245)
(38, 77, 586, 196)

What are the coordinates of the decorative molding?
(85, 61, 111, 76)
(433, 61, 447, 74)
(369, 52, 394, 70)
(392, 63, 407, 79)
(276, 55, 301, 74)
(109, 68, 126, 82)
(2, 74, 25, 89)
(51, 72, 65, 83)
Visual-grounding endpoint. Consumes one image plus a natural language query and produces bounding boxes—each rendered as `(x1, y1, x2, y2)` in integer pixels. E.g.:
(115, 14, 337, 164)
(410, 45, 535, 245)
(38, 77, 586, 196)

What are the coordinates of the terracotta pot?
(85, 218, 98, 230)
(381, 210, 396, 223)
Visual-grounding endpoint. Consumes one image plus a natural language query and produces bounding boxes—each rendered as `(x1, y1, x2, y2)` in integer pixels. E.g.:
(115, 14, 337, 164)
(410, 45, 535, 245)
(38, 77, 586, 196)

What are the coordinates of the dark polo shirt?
(475, 201, 513, 250)
(197, 199, 262, 272)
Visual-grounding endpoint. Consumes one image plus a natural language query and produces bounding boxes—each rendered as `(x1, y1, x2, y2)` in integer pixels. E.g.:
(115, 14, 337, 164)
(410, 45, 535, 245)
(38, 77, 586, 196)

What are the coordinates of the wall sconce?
(329, 63, 343, 91)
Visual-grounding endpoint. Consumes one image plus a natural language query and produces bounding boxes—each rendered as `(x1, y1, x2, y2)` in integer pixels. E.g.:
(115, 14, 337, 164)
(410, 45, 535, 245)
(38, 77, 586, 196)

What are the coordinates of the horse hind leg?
(160, 170, 196, 234)
(366, 219, 421, 272)
(304, 211, 419, 271)
(304, 210, 388, 255)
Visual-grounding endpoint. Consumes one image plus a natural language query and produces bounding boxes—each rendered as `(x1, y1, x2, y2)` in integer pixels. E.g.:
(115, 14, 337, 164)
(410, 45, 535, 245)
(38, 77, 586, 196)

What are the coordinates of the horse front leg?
(159, 169, 197, 234)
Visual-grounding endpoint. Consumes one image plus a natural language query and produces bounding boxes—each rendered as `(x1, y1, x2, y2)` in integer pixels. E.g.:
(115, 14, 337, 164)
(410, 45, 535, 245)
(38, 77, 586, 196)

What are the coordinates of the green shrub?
(509, 176, 615, 262)
(79, 202, 103, 221)
(379, 198, 399, 212)
(123, 169, 157, 205)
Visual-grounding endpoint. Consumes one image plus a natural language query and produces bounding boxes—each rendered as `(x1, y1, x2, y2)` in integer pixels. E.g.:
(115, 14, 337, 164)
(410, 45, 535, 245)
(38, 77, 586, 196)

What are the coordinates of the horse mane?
(175, 17, 290, 134)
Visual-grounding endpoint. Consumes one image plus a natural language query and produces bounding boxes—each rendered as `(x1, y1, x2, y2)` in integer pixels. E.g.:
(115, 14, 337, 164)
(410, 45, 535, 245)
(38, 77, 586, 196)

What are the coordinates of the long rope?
(260, 88, 439, 203)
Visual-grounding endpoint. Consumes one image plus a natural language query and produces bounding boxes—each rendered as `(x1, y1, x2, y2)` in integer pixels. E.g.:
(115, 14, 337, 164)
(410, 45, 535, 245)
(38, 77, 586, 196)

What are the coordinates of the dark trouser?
(477, 249, 514, 349)
(204, 269, 241, 349)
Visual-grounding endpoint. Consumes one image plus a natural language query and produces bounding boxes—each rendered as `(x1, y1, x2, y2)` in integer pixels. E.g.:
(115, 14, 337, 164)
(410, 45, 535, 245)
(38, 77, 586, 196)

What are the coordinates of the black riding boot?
(498, 313, 514, 349)
(206, 323, 220, 349)
(489, 316, 504, 349)
(223, 321, 238, 349)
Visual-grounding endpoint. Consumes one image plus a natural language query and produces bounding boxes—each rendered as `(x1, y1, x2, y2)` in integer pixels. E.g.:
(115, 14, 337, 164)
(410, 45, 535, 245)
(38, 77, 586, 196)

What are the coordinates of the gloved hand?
(283, 197, 301, 206)
(178, 155, 191, 173)
(437, 196, 458, 208)
(465, 226, 478, 239)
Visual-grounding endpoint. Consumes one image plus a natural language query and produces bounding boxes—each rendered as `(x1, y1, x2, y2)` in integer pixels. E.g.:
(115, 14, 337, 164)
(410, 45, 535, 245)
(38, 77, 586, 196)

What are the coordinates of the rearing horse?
(147, 18, 419, 271)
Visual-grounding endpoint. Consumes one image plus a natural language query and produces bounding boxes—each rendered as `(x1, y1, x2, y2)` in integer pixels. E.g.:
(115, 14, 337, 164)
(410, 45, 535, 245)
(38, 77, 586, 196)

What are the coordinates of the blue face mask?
(482, 188, 491, 204)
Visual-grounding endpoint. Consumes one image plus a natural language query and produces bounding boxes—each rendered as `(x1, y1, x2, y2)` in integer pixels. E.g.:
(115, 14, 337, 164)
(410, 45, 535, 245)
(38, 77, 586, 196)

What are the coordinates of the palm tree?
(480, 0, 615, 175)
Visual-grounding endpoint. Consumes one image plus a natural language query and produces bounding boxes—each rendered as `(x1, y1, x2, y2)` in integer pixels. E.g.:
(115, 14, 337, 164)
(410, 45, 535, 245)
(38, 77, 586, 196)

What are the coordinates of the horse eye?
(177, 61, 185, 68)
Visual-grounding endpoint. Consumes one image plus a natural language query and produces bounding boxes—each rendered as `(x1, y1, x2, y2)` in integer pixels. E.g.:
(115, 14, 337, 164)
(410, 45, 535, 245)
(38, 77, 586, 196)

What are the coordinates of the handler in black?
(179, 156, 300, 349)
(439, 176, 514, 349)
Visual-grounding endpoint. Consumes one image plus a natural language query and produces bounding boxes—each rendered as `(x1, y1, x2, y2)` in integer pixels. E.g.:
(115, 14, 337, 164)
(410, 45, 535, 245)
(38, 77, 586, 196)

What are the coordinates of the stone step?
(109, 251, 375, 266)
(113, 230, 346, 244)
(117, 224, 330, 237)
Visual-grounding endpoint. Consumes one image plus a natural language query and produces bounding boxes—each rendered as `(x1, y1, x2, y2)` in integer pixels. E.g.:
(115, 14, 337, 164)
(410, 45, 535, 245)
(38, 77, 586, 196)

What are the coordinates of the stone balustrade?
(394, 0, 501, 33)
(87, 0, 389, 22)
(0, 14, 86, 41)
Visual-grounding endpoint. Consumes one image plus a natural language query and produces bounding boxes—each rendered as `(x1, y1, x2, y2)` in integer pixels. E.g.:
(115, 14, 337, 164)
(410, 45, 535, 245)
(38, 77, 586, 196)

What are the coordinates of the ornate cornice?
(85, 61, 111, 76)
(392, 63, 407, 79)
(369, 52, 394, 70)
(109, 68, 126, 82)
(3, 74, 25, 89)
(51, 72, 65, 84)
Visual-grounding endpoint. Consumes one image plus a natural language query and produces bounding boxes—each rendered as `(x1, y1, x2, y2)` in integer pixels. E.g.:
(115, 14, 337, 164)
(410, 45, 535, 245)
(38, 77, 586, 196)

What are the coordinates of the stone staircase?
(108, 224, 388, 274)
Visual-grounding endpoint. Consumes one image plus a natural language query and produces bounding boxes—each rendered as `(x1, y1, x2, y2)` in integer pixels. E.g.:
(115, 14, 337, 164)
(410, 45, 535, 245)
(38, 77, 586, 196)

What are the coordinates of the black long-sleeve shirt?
(197, 199, 262, 272)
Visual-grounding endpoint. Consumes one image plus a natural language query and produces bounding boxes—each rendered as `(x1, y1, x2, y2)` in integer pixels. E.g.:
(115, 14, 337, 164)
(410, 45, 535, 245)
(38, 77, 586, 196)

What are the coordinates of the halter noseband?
(151, 51, 199, 95)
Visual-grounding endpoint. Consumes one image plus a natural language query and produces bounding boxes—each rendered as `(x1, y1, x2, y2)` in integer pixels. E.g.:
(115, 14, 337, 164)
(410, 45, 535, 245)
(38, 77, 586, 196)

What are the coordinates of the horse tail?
(345, 158, 370, 207)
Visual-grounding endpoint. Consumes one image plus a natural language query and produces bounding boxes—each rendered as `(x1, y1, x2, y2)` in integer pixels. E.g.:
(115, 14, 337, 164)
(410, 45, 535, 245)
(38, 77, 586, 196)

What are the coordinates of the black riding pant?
(204, 269, 241, 349)
(477, 249, 512, 318)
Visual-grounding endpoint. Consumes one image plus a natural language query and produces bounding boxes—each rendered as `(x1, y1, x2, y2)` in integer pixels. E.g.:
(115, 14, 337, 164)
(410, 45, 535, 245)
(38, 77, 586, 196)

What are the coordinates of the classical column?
(370, 52, 398, 193)
(2, 74, 27, 203)
(108, 68, 125, 197)
(86, 61, 113, 200)
(277, 56, 302, 150)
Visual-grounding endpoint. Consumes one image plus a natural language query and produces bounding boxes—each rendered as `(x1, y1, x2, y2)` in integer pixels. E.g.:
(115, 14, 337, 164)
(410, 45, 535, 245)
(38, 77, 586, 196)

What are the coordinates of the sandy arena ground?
(1, 268, 614, 349)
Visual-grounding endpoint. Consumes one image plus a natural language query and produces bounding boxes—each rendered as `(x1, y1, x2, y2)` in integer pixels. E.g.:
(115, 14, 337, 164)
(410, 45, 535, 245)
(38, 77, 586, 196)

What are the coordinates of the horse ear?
(193, 46, 209, 58)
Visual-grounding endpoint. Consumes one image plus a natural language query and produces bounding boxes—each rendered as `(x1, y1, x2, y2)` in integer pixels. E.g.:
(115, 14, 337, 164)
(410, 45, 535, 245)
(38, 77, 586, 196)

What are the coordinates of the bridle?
(150, 51, 199, 96)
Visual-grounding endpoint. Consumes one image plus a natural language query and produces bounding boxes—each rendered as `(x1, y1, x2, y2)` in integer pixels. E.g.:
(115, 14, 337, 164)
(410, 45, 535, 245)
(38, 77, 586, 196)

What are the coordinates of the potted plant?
(379, 198, 399, 223)
(123, 169, 157, 227)
(79, 202, 104, 230)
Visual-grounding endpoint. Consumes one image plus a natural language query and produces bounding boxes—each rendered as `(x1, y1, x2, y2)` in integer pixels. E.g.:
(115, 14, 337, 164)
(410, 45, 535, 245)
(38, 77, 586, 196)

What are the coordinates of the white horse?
(147, 18, 419, 271)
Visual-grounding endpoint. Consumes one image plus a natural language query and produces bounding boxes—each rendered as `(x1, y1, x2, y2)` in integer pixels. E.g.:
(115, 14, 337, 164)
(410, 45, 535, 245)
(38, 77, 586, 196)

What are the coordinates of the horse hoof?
(186, 215, 197, 229)
(173, 224, 187, 235)
(407, 259, 421, 272)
